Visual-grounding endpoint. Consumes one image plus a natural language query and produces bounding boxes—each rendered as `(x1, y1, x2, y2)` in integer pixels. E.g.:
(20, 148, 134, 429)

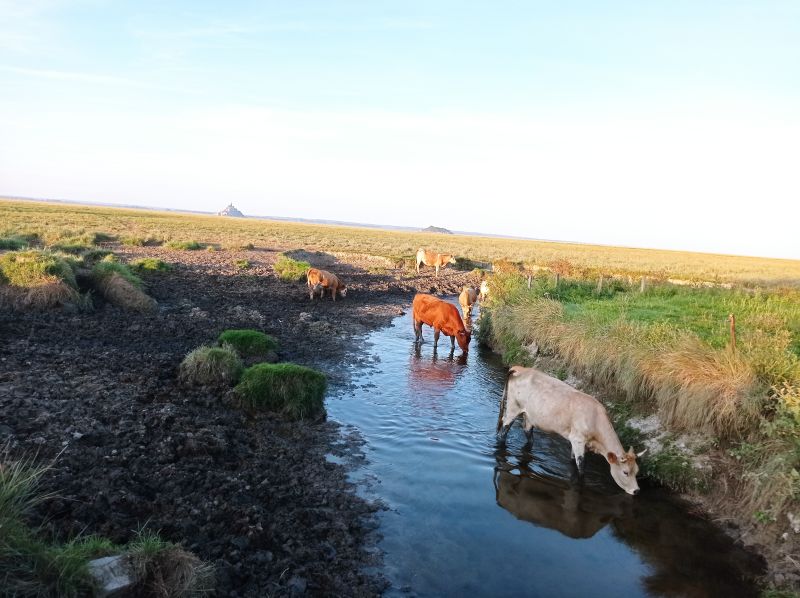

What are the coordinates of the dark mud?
(0, 244, 476, 597)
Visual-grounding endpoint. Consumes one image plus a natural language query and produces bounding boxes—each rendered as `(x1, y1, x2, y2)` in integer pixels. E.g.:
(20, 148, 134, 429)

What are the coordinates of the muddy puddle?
(328, 300, 763, 597)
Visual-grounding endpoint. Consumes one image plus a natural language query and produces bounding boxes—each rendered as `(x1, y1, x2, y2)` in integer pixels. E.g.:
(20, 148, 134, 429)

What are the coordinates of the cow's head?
(456, 328, 471, 352)
(606, 447, 645, 495)
(448, 255, 457, 265)
(338, 285, 347, 298)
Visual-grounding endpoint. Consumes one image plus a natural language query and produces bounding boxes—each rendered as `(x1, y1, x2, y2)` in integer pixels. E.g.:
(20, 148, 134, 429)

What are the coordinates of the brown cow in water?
(416, 248, 456, 276)
(412, 293, 470, 352)
(459, 286, 478, 318)
(306, 268, 347, 301)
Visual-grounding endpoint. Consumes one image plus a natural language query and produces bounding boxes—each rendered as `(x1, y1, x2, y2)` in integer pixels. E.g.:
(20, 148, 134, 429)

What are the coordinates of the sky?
(1, 1, 798, 259)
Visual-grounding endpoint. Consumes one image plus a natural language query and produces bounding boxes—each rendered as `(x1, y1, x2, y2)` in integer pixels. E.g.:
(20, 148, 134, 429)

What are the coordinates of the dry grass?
(2, 198, 798, 286)
(127, 531, 214, 597)
(95, 272, 157, 311)
(491, 296, 762, 437)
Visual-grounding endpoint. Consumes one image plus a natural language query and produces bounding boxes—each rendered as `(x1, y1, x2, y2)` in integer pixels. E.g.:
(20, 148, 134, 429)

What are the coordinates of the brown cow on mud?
(412, 293, 471, 352)
(416, 248, 456, 276)
(306, 268, 347, 301)
(498, 366, 645, 495)
(459, 286, 478, 318)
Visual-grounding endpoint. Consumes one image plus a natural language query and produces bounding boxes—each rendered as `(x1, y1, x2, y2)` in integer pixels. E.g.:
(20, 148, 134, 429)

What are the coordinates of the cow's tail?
(497, 370, 511, 434)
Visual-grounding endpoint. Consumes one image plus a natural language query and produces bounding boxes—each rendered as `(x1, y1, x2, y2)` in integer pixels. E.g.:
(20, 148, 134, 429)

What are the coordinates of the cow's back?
(507, 367, 605, 438)
(413, 294, 461, 329)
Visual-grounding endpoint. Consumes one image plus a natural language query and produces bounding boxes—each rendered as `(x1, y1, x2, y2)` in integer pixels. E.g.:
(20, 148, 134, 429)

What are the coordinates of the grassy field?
(2, 198, 799, 285)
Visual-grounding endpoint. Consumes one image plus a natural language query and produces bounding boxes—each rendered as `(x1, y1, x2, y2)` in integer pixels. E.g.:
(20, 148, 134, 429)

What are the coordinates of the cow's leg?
(331, 284, 336, 301)
(435, 264, 440, 277)
(308, 284, 314, 300)
(499, 403, 523, 440)
(433, 328, 440, 349)
(570, 437, 586, 475)
(413, 320, 423, 344)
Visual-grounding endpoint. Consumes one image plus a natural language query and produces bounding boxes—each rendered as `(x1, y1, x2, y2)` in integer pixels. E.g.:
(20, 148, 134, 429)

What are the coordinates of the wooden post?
(527, 274, 532, 289)
(597, 275, 604, 293)
(640, 276, 647, 293)
(728, 313, 736, 351)
(555, 273, 560, 289)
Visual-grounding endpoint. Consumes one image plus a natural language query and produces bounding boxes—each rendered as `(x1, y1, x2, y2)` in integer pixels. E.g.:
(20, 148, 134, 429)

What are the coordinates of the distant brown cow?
(412, 293, 470, 352)
(306, 268, 347, 301)
(459, 286, 478, 317)
(416, 248, 456, 276)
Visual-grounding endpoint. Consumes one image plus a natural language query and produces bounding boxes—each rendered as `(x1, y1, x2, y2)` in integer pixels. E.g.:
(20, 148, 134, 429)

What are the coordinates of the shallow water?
(328, 302, 762, 597)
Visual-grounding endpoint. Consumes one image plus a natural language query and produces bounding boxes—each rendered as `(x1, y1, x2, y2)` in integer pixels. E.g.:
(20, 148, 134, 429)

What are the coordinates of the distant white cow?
(479, 280, 490, 303)
(498, 366, 645, 495)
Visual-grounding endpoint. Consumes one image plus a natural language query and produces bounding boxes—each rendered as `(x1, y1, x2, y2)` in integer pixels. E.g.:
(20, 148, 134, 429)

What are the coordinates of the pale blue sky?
(1, 1, 798, 258)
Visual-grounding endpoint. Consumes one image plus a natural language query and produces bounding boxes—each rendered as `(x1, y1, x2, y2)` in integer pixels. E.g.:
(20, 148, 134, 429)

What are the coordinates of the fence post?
(527, 274, 532, 289)
(728, 313, 736, 351)
(555, 273, 560, 289)
(597, 275, 604, 293)
(640, 276, 647, 293)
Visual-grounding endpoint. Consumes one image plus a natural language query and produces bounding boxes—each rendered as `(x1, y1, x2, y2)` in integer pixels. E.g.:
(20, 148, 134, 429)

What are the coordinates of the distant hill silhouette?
(218, 203, 244, 217)
(422, 225, 453, 234)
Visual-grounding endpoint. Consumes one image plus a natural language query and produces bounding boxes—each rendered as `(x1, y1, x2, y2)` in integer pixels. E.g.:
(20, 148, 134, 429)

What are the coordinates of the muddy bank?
(0, 244, 476, 596)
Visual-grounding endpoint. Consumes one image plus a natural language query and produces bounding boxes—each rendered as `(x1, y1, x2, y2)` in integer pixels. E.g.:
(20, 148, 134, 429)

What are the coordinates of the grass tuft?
(122, 235, 163, 247)
(127, 529, 215, 597)
(234, 259, 251, 270)
(273, 255, 311, 282)
(91, 261, 156, 311)
(0, 235, 30, 250)
(218, 329, 278, 357)
(0, 250, 77, 289)
(166, 240, 202, 250)
(179, 345, 244, 386)
(235, 363, 327, 419)
(131, 257, 172, 272)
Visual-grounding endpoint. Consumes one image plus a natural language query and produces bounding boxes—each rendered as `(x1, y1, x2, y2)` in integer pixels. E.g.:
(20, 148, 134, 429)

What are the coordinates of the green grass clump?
(0, 235, 29, 250)
(0, 250, 77, 288)
(166, 240, 202, 250)
(235, 363, 326, 419)
(91, 260, 143, 288)
(218, 329, 278, 357)
(234, 259, 251, 270)
(179, 345, 244, 386)
(273, 255, 311, 282)
(121, 235, 163, 247)
(131, 257, 171, 272)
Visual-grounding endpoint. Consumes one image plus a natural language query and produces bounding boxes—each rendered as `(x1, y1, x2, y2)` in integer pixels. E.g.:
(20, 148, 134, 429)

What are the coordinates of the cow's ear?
(606, 452, 618, 464)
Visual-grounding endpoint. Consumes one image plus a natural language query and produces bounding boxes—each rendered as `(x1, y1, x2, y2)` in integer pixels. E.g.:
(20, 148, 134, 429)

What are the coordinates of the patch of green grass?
(180, 345, 244, 386)
(218, 329, 278, 357)
(235, 363, 327, 419)
(91, 260, 143, 288)
(0, 250, 77, 288)
(0, 235, 29, 250)
(166, 240, 202, 250)
(131, 257, 171, 272)
(234, 259, 251, 270)
(121, 235, 163, 247)
(273, 255, 311, 282)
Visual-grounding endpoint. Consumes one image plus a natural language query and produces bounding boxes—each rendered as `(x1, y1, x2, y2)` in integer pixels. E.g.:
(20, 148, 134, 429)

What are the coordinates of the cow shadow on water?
(493, 442, 764, 597)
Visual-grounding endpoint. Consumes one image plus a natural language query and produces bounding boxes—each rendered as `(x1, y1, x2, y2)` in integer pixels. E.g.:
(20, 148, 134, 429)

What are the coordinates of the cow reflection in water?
(407, 344, 468, 398)
(494, 449, 632, 539)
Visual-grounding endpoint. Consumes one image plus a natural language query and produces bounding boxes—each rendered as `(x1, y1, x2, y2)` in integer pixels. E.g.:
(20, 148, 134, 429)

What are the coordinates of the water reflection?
(407, 344, 468, 397)
(494, 448, 633, 539)
(611, 491, 764, 598)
